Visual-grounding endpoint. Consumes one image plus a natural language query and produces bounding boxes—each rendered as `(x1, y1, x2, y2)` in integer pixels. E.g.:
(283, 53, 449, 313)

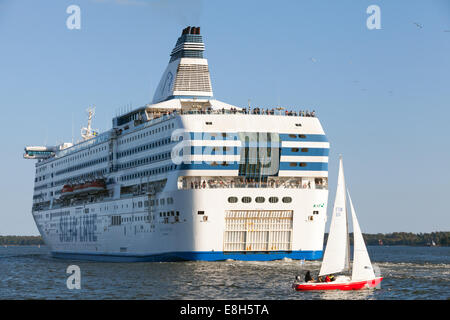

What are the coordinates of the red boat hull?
(295, 277, 383, 291)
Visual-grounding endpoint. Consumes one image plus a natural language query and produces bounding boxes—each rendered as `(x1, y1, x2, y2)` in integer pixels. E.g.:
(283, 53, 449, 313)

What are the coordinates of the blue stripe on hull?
(51, 250, 323, 262)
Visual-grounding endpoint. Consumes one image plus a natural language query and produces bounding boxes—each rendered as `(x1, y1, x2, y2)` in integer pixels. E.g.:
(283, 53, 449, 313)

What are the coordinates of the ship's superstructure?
(25, 27, 330, 261)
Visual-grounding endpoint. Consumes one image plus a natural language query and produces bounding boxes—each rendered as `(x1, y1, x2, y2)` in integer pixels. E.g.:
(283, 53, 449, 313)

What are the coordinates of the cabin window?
(289, 134, 297, 138)
(255, 197, 265, 203)
(298, 134, 306, 139)
(313, 210, 319, 215)
(291, 148, 299, 152)
(197, 210, 205, 215)
(241, 197, 252, 203)
(289, 162, 297, 167)
(282, 197, 292, 203)
(299, 163, 307, 167)
(269, 197, 279, 203)
(301, 148, 309, 152)
(228, 197, 238, 203)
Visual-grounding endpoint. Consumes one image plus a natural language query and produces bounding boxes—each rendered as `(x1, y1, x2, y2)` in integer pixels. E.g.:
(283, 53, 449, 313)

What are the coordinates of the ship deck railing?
(148, 108, 317, 119)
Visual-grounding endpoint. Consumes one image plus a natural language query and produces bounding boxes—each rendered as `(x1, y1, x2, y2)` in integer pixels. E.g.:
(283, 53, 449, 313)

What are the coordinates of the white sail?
(319, 156, 350, 276)
(348, 191, 376, 281)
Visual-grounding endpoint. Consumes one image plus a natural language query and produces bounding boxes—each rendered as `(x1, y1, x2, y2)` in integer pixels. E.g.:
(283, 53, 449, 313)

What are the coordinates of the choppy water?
(0, 245, 448, 299)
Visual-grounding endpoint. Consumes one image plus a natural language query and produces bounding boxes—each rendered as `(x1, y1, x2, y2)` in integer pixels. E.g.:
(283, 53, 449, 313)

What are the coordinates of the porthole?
(269, 197, 279, 203)
(282, 197, 292, 203)
(242, 197, 252, 203)
(291, 148, 299, 152)
(255, 197, 265, 203)
(301, 148, 309, 152)
(289, 162, 297, 167)
(228, 196, 238, 203)
(299, 163, 307, 167)
(298, 134, 306, 139)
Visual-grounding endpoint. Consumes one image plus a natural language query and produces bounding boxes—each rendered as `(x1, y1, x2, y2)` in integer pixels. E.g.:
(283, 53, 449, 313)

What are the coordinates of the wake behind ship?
(25, 27, 330, 262)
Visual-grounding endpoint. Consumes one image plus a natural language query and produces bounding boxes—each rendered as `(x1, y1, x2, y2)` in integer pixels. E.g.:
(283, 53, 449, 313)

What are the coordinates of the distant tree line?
(0, 236, 44, 246)
(324, 232, 449, 246)
(1, 232, 449, 246)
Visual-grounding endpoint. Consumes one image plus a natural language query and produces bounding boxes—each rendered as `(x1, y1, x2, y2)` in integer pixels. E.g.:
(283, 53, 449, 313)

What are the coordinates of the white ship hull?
(38, 187, 327, 262)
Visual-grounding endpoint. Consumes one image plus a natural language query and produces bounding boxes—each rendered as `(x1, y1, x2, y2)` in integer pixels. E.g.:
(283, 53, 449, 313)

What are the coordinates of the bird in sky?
(413, 22, 423, 29)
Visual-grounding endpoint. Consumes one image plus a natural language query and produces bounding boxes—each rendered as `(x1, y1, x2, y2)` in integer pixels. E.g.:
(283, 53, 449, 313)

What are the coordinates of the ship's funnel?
(152, 26, 213, 104)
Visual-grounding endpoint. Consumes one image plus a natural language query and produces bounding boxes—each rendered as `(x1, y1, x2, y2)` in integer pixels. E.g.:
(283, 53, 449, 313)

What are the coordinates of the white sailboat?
(295, 156, 383, 291)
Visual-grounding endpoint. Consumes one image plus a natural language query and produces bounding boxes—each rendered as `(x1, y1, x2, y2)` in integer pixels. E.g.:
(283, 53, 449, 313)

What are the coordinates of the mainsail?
(348, 191, 376, 281)
(319, 156, 350, 276)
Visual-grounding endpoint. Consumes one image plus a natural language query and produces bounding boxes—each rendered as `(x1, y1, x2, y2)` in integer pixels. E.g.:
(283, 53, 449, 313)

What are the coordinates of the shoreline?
(1, 232, 448, 247)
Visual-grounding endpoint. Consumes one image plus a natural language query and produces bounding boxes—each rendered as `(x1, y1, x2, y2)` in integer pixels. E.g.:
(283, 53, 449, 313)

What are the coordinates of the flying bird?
(413, 22, 423, 29)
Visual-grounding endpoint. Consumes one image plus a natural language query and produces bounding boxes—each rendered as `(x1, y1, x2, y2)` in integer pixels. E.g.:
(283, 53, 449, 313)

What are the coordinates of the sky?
(0, 0, 449, 235)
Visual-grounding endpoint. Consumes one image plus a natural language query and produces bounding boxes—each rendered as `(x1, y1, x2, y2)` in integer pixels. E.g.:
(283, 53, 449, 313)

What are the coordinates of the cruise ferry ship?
(24, 27, 330, 262)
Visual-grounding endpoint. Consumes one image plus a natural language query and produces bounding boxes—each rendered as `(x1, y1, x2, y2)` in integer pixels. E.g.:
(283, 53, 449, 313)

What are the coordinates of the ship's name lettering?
(59, 214, 97, 243)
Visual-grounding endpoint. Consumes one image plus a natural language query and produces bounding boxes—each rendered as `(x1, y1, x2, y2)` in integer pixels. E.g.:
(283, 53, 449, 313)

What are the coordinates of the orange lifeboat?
(82, 179, 106, 193)
(60, 184, 74, 198)
(72, 182, 86, 194)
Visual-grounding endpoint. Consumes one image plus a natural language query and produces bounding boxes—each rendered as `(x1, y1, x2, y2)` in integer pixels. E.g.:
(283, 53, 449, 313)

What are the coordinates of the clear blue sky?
(0, 0, 449, 235)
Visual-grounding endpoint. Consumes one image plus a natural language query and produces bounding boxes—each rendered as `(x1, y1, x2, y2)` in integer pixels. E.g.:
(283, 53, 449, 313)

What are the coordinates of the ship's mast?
(81, 107, 98, 140)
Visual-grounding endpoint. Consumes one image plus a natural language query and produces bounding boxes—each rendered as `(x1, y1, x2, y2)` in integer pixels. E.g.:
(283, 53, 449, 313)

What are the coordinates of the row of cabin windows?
(118, 122, 175, 146)
(289, 162, 308, 167)
(291, 148, 309, 153)
(54, 168, 108, 187)
(120, 165, 177, 181)
(55, 156, 108, 176)
(228, 196, 292, 204)
(288, 134, 307, 139)
(117, 151, 171, 170)
(52, 145, 108, 168)
(117, 137, 171, 159)
(111, 215, 149, 226)
(149, 197, 174, 207)
(159, 211, 180, 217)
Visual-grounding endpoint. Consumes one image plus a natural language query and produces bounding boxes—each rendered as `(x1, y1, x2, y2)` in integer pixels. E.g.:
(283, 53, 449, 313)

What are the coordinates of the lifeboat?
(72, 183, 86, 194)
(81, 179, 106, 193)
(60, 184, 74, 198)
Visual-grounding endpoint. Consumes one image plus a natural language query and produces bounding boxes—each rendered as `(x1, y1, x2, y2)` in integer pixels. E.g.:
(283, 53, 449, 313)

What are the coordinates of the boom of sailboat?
(294, 156, 383, 291)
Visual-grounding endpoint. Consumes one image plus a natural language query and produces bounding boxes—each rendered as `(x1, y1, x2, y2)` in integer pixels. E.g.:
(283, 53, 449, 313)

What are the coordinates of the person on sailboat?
(304, 271, 314, 283)
(293, 275, 302, 288)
